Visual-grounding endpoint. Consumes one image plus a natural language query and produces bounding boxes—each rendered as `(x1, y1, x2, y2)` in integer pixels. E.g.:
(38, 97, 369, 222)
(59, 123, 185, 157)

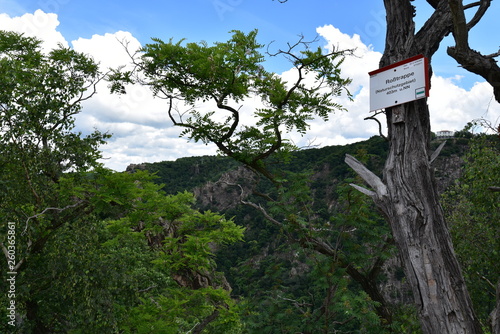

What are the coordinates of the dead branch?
(22, 200, 84, 235)
(430, 140, 447, 165)
(345, 154, 387, 198)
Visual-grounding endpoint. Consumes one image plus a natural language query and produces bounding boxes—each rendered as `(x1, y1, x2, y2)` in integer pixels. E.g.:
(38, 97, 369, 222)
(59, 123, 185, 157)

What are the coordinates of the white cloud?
(72, 31, 141, 70)
(428, 76, 500, 133)
(313, 24, 500, 140)
(70, 31, 220, 170)
(0, 10, 67, 50)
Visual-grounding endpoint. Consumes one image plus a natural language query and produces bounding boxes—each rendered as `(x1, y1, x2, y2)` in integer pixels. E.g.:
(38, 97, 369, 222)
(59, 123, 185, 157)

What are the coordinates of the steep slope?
(126, 136, 469, 331)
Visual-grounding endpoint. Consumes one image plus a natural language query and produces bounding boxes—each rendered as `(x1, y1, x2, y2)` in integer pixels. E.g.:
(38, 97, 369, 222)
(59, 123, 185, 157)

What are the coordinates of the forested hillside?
(127, 135, 476, 333)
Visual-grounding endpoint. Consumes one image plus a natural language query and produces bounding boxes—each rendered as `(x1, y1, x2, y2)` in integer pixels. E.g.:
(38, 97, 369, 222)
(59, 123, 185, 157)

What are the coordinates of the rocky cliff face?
(193, 165, 256, 211)
(432, 154, 464, 193)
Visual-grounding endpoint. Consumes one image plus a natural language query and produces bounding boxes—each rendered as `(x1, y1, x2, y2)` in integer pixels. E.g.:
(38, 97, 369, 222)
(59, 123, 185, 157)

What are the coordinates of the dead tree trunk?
(347, 1, 484, 332)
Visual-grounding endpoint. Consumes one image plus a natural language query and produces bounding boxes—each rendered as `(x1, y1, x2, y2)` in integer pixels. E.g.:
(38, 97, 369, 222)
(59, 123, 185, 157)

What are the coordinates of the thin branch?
(464, 0, 490, 31)
(430, 140, 447, 165)
(137, 285, 157, 293)
(276, 295, 313, 314)
(476, 271, 497, 292)
(484, 49, 500, 59)
(1, 242, 25, 272)
(447, 0, 500, 102)
(413, 0, 454, 58)
(241, 199, 283, 227)
(349, 183, 376, 197)
(364, 111, 388, 141)
(22, 200, 84, 235)
(191, 308, 220, 334)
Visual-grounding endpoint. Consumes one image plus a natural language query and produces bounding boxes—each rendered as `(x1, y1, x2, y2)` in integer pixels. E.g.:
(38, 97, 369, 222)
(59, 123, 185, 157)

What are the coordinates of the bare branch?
(414, 0, 454, 58)
(447, 0, 500, 102)
(430, 140, 447, 165)
(137, 285, 157, 293)
(364, 111, 388, 141)
(191, 309, 220, 334)
(464, 0, 490, 31)
(241, 199, 283, 227)
(345, 154, 387, 198)
(1, 242, 25, 272)
(484, 49, 500, 59)
(22, 200, 84, 235)
(276, 295, 313, 314)
(349, 183, 376, 197)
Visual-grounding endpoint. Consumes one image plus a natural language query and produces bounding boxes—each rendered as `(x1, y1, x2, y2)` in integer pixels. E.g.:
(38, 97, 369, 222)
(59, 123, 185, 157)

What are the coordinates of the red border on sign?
(369, 54, 430, 98)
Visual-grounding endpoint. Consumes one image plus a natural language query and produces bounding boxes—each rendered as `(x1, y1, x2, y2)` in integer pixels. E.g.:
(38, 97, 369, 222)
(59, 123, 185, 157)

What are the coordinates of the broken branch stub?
(345, 154, 388, 199)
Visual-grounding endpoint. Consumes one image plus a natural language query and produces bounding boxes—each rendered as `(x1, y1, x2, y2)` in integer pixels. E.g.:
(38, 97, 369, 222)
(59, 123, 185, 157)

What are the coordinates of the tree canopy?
(0, 30, 244, 333)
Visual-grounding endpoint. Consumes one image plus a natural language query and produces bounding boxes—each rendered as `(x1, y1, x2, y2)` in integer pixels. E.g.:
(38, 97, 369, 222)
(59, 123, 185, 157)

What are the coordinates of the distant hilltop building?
(436, 130, 455, 139)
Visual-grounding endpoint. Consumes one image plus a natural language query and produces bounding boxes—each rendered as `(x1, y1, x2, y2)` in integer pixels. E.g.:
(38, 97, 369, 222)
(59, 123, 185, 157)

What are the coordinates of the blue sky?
(4, 0, 386, 71)
(2, 1, 499, 170)
(3, 1, 386, 43)
(5, 0, 494, 84)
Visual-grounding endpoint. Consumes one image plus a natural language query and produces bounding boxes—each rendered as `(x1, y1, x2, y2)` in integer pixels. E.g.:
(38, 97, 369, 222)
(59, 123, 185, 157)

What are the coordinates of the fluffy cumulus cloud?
(0, 9, 67, 50)
(0, 11, 215, 170)
(2, 11, 499, 171)
(428, 76, 500, 132)
(71, 28, 249, 171)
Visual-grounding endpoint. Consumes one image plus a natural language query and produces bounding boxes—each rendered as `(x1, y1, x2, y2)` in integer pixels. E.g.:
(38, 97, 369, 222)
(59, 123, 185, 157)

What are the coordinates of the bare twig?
(22, 200, 84, 235)
(365, 111, 388, 141)
(430, 140, 447, 165)
(137, 285, 157, 293)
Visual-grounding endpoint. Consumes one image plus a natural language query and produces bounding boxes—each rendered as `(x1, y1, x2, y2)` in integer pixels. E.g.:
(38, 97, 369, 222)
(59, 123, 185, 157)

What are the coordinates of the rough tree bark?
(347, 0, 487, 333)
(447, 0, 500, 103)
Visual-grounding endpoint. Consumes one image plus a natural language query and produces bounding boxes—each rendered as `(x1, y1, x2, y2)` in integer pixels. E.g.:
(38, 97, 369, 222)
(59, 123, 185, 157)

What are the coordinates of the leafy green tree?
(2, 162, 245, 333)
(0, 30, 108, 333)
(92, 170, 245, 333)
(442, 134, 500, 330)
(109, 29, 351, 180)
(110, 31, 413, 330)
(0, 30, 244, 333)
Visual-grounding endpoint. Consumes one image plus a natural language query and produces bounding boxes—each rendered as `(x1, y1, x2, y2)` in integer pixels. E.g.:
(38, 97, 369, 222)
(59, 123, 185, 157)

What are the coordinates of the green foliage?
(0, 30, 110, 331)
(0, 30, 107, 176)
(0, 30, 244, 333)
(92, 171, 244, 333)
(0, 29, 109, 226)
(141, 155, 239, 195)
(442, 135, 500, 327)
(0, 168, 245, 333)
(110, 29, 352, 174)
(234, 248, 388, 333)
(146, 135, 423, 332)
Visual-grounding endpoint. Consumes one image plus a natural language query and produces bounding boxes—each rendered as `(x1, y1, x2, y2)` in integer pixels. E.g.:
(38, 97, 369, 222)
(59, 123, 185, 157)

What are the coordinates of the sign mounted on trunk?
(369, 55, 429, 111)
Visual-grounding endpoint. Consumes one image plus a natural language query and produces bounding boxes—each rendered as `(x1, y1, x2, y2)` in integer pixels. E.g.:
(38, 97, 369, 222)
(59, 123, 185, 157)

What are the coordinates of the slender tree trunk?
(347, 1, 485, 332)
